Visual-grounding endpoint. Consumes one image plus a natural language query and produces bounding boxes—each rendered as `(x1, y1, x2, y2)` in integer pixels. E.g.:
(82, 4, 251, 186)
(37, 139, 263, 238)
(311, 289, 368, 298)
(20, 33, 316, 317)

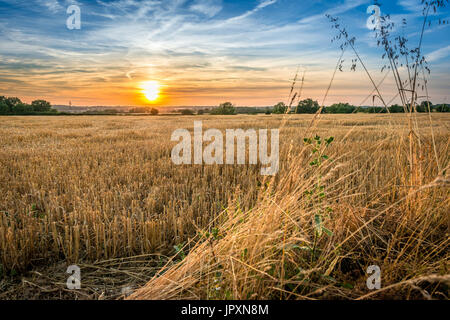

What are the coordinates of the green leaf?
(174, 243, 186, 260)
(212, 227, 219, 240)
(293, 245, 313, 252)
(309, 160, 318, 166)
(225, 290, 232, 300)
(325, 137, 334, 145)
(341, 282, 354, 289)
(314, 214, 323, 237)
(323, 227, 333, 237)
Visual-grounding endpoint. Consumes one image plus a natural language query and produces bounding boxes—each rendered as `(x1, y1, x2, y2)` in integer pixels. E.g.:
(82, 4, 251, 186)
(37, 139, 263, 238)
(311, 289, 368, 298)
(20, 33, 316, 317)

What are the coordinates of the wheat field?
(0, 114, 449, 299)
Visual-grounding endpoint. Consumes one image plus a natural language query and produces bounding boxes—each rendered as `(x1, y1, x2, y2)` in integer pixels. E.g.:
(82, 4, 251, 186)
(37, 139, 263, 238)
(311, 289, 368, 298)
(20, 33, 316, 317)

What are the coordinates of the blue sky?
(0, 0, 449, 106)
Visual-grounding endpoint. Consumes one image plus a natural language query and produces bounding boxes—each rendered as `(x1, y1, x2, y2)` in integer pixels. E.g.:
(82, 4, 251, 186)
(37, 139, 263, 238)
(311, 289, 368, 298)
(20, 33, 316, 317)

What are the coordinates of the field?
(0, 114, 449, 299)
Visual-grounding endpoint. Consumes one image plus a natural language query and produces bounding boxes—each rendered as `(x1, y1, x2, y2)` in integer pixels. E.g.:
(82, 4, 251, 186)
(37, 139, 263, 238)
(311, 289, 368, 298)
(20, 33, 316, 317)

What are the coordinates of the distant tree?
(0, 96, 9, 114)
(211, 102, 236, 115)
(181, 109, 195, 115)
(150, 108, 159, 115)
(13, 103, 32, 114)
(197, 109, 205, 115)
(0, 96, 58, 115)
(388, 104, 404, 113)
(435, 104, 450, 112)
(31, 100, 52, 112)
(296, 99, 320, 114)
(272, 102, 287, 114)
(417, 101, 433, 113)
(326, 102, 356, 114)
(5, 97, 22, 113)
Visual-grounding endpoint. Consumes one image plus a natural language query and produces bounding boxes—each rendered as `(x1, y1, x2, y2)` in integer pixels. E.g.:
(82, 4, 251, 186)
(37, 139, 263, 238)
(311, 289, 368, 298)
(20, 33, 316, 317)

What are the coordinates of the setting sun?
(141, 81, 161, 102)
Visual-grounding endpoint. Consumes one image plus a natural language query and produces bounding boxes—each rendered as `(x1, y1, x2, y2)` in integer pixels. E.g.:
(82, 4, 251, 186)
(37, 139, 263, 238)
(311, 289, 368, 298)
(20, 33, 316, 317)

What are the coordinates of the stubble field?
(0, 114, 448, 299)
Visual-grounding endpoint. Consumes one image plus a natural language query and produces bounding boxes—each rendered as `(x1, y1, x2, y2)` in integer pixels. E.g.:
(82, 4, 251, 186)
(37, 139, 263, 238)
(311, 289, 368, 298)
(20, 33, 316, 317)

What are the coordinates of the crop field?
(0, 114, 448, 300)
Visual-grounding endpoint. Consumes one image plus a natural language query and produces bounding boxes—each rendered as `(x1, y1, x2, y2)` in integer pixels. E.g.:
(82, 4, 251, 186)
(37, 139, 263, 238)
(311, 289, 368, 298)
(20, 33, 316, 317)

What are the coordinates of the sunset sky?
(0, 0, 449, 107)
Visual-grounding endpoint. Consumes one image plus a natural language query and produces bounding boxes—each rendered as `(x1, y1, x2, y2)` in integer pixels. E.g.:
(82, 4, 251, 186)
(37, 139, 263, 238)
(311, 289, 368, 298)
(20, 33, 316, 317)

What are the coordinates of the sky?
(0, 0, 449, 107)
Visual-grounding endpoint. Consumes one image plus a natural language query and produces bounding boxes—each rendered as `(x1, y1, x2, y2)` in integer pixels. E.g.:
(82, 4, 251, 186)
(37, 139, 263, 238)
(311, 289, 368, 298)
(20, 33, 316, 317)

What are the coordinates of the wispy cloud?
(427, 45, 450, 62)
(190, 0, 223, 17)
(398, 0, 423, 13)
(38, 0, 63, 13)
(227, 0, 277, 22)
(298, 0, 369, 24)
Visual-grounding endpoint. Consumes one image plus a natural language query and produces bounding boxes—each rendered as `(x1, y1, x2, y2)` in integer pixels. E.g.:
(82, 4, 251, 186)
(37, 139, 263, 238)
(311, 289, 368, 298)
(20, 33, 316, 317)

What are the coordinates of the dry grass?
(129, 113, 449, 300)
(0, 114, 449, 299)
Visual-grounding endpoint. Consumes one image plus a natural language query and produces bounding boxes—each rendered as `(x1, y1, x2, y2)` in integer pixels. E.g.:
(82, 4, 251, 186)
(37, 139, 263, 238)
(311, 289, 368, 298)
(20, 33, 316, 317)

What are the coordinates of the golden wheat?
(0, 114, 448, 299)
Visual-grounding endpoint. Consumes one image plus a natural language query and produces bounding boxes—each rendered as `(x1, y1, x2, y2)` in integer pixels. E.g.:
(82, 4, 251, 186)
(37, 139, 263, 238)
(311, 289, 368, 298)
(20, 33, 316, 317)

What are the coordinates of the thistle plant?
(303, 135, 334, 262)
(327, 0, 448, 189)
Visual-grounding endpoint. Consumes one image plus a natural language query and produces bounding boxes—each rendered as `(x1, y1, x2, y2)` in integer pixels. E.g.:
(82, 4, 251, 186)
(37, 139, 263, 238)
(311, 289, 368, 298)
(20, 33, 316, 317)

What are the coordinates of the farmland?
(0, 114, 449, 299)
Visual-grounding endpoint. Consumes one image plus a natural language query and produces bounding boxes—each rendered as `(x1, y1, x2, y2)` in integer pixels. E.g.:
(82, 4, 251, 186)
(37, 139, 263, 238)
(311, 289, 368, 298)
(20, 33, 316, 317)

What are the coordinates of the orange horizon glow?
(3, 66, 447, 108)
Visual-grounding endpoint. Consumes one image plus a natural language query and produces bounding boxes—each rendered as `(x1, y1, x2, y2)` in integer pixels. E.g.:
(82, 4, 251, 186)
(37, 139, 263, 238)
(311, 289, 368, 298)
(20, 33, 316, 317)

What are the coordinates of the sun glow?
(141, 81, 161, 102)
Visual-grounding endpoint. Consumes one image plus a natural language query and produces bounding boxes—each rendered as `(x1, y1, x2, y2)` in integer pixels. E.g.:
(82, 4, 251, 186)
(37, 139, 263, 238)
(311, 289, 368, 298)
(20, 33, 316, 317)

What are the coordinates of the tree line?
(0, 96, 163, 115)
(269, 99, 450, 114)
(2, 96, 448, 116)
(0, 96, 57, 115)
(204, 100, 449, 115)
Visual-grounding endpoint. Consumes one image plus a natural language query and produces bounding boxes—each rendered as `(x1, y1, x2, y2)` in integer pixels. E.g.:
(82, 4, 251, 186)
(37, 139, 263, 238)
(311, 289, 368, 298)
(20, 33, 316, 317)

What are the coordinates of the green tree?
(211, 102, 236, 115)
(296, 99, 320, 114)
(31, 100, 52, 112)
(0, 96, 9, 114)
(388, 104, 404, 113)
(435, 104, 450, 112)
(417, 101, 433, 113)
(150, 108, 159, 115)
(5, 97, 23, 113)
(326, 102, 356, 114)
(272, 102, 287, 114)
(13, 103, 32, 114)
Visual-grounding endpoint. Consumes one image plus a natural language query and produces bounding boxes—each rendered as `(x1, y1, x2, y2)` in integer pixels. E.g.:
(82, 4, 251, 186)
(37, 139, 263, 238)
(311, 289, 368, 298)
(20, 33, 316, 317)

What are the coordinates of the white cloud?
(227, 0, 277, 22)
(427, 45, 450, 62)
(298, 0, 369, 24)
(190, 0, 222, 18)
(38, 0, 63, 13)
(398, 0, 423, 13)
